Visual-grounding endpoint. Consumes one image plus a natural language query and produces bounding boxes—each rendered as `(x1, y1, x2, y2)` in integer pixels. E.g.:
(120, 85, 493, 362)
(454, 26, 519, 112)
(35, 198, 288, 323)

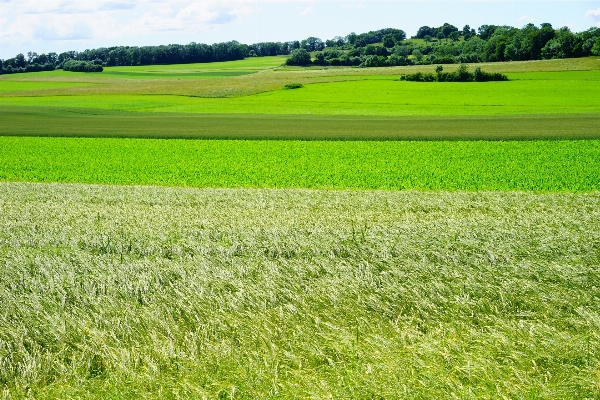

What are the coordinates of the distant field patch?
(99, 70, 255, 79)
(0, 81, 90, 92)
(1, 137, 599, 191)
(2, 70, 599, 115)
(1, 107, 599, 141)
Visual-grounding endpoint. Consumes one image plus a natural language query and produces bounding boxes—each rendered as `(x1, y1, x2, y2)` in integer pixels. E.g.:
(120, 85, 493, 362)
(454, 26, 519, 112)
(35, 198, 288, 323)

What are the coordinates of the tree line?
(2, 23, 600, 74)
(286, 23, 600, 67)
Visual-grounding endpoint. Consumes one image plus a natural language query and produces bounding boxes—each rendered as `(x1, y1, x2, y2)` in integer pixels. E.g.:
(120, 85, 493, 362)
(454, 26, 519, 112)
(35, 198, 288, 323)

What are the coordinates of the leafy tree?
(361, 55, 386, 67)
(313, 51, 327, 65)
(387, 54, 412, 66)
(346, 32, 358, 45)
(521, 23, 555, 59)
(301, 37, 324, 52)
(393, 45, 411, 57)
(448, 31, 460, 42)
(437, 32, 445, 42)
(354, 37, 367, 48)
(416, 26, 432, 39)
(326, 36, 345, 47)
(478, 25, 498, 40)
(285, 49, 311, 65)
(14, 53, 26, 68)
(62, 60, 103, 72)
(383, 34, 396, 48)
(592, 38, 600, 56)
(441, 23, 458, 37)
(424, 35, 432, 44)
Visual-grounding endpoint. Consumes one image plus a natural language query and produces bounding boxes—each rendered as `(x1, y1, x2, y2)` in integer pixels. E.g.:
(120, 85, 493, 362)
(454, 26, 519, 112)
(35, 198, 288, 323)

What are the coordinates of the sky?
(1, 0, 600, 59)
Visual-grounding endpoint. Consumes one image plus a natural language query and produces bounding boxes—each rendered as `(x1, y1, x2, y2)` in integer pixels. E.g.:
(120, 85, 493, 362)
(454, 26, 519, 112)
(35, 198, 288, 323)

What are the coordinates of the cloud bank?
(0, 0, 273, 45)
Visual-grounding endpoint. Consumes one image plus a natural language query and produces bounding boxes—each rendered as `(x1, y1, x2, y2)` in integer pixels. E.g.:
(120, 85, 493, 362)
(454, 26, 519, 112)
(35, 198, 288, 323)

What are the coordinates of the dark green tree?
(592, 38, 600, 55)
(286, 49, 311, 65)
(416, 26, 432, 39)
(441, 23, 458, 37)
(478, 25, 498, 40)
(14, 53, 26, 68)
(383, 34, 396, 48)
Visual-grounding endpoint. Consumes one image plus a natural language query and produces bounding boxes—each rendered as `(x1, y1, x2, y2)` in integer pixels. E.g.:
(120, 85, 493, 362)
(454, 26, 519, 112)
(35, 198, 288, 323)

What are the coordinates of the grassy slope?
(1, 182, 599, 399)
(1, 136, 599, 191)
(1, 58, 599, 142)
(2, 70, 599, 115)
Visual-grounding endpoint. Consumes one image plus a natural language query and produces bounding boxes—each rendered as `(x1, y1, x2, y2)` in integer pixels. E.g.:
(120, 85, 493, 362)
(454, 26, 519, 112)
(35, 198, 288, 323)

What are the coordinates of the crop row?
(1, 137, 599, 191)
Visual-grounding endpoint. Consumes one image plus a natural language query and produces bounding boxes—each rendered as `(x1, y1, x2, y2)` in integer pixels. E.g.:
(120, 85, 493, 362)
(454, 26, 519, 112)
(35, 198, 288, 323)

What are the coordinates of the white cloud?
(340, 2, 365, 10)
(586, 7, 600, 21)
(0, 0, 266, 45)
(585, 7, 600, 26)
(518, 15, 535, 22)
(300, 6, 314, 16)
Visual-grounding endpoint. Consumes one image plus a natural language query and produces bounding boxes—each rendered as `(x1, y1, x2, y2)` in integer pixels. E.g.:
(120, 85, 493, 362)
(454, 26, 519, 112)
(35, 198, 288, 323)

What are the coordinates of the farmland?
(1, 55, 600, 398)
(1, 183, 599, 398)
(1, 137, 599, 191)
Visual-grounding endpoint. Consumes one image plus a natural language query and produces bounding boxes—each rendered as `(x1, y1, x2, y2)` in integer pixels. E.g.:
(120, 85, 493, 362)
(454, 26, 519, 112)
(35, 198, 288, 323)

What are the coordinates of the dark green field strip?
(2, 106, 600, 141)
(1, 137, 599, 191)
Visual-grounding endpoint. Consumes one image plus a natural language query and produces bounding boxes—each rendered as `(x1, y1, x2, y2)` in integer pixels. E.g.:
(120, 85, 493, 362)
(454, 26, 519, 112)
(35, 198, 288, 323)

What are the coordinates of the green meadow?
(1, 56, 600, 398)
(2, 69, 600, 115)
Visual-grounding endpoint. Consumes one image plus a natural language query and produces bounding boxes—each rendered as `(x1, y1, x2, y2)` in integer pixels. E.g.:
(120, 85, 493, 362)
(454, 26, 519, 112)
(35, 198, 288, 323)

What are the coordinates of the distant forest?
(2, 22, 600, 74)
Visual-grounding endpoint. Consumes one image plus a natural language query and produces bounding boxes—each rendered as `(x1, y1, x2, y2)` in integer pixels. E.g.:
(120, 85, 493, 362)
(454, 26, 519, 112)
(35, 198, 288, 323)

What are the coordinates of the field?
(1, 56, 600, 398)
(1, 137, 599, 191)
(2, 183, 600, 398)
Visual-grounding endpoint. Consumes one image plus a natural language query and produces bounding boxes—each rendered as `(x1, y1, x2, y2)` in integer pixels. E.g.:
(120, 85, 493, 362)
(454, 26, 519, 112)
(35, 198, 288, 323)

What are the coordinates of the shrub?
(62, 60, 104, 72)
(285, 49, 311, 66)
(400, 65, 508, 82)
(284, 83, 304, 89)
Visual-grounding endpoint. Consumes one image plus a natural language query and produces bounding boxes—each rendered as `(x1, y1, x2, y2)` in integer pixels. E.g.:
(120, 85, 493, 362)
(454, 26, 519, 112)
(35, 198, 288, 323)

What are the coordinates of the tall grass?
(0, 183, 599, 398)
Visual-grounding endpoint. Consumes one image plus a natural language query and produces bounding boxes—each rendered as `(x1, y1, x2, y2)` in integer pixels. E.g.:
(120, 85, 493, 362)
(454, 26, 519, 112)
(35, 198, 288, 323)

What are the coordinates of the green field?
(1, 55, 600, 398)
(2, 70, 600, 115)
(2, 107, 599, 141)
(1, 136, 599, 191)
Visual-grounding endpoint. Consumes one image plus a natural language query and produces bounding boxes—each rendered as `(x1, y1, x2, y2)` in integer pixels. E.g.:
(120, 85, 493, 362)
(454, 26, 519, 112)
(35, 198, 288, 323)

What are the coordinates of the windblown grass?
(0, 183, 598, 398)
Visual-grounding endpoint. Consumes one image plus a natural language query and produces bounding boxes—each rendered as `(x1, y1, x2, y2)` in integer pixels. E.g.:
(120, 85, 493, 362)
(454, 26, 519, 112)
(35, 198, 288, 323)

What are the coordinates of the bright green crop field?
(1, 56, 600, 398)
(1, 136, 599, 191)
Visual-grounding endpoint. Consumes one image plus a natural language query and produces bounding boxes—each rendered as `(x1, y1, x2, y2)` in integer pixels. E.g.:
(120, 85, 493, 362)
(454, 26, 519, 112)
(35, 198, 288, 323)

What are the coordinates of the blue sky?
(1, 0, 599, 59)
